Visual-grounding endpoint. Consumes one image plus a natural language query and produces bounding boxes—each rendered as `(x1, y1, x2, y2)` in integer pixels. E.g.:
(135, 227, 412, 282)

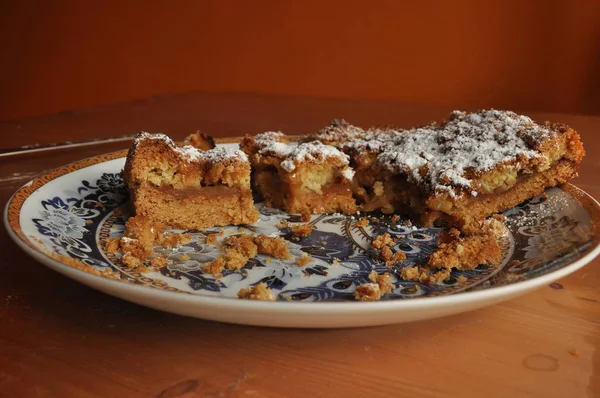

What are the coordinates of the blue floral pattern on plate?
(28, 171, 596, 302)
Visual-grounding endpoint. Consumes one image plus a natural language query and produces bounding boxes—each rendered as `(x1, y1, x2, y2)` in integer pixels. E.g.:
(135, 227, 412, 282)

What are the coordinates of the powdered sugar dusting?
(280, 141, 350, 172)
(135, 132, 174, 146)
(341, 168, 355, 181)
(176, 145, 248, 163)
(376, 110, 554, 196)
(309, 119, 366, 144)
(278, 159, 293, 172)
(135, 132, 247, 164)
(253, 132, 294, 158)
(252, 132, 350, 172)
(307, 120, 403, 154)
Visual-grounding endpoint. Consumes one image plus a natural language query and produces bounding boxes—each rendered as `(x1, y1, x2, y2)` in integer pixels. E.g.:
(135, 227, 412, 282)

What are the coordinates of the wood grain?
(0, 93, 598, 398)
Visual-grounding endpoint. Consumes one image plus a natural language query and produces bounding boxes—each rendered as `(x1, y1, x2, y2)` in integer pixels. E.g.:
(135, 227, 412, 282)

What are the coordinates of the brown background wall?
(1, 0, 599, 121)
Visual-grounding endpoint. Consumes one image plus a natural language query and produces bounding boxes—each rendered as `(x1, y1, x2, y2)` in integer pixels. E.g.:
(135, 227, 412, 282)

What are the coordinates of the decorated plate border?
(5, 143, 600, 304)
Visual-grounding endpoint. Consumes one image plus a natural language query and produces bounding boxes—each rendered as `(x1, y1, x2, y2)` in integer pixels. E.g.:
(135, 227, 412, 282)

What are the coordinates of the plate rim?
(4, 146, 600, 313)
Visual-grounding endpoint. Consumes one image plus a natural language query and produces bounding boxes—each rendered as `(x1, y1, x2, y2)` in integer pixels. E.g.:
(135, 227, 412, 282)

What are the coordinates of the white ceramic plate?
(5, 144, 600, 328)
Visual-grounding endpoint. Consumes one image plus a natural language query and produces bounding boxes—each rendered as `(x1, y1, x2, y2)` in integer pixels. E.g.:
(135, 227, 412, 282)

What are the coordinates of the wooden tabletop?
(1, 92, 599, 398)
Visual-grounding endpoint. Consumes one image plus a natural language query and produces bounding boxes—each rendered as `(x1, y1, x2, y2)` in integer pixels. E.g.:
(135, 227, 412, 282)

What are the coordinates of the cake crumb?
(387, 251, 406, 267)
(254, 234, 291, 259)
(354, 283, 381, 301)
(420, 269, 451, 284)
(356, 217, 369, 228)
(291, 223, 314, 237)
(184, 130, 216, 150)
(204, 257, 226, 276)
(104, 237, 120, 254)
(400, 266, 420, 281)
(368, 271, 394, 295)
(461, 214, 506, 236)
(379, 247, 407, 268)
(265, 257, 272, 264)
(457, 275, 468, 284)
(427, 234, 500, 270)
(150, 256, 167, 267)
(279, 220, 290, 228)
(160, 233, 191, 249)
(202, 234, 293, 275)
(204, 234, 258, 275)
(300, 211, 311, 222)
(391, 215, 401, 223)
(332, 258, 341, 265)
(122, 252, 142, 269)
(179, 255, 190, 261)
(379, 246, 393, 261)
(400, 266, 451, 284)
(205, 233, 218, 246)
(371, 233, 394, 249)
(119, 237, 152, 259)
(238, 283, 275, 301)
(225, 235, 258, 257)
(321, 240, 327, 245)
(295, 252, 314, 267)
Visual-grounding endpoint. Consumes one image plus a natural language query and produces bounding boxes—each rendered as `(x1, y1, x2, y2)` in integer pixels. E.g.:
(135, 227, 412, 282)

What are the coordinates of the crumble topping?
(134, 132, 248, 164)
(376, 110, 553, 197)
(280, 141, 350, 172)
(250, 131, 351, 173)
(184, 130, 216, 150)
(309, 119, 366, 144)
